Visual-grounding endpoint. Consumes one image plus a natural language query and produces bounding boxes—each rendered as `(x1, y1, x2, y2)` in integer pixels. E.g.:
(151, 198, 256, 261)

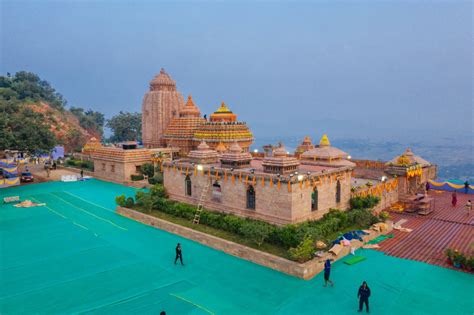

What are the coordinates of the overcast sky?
(1, 0, 472, 140)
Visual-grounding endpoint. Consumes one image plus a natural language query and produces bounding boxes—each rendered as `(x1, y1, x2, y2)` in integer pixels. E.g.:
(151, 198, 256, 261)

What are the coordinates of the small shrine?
(295, 136, 314, 158)
(188, 141, 219, 164)
(300, 134, 355, 167)
(220, 141, 252, 169)
(262, 143, 300, 174)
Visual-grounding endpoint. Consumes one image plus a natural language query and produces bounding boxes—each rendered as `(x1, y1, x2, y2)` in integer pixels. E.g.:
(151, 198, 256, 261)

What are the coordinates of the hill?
(0, 71, 104, 153)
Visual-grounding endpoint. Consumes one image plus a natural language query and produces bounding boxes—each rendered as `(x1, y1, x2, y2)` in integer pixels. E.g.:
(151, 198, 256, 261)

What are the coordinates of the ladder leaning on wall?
(192, 179, 211, 224)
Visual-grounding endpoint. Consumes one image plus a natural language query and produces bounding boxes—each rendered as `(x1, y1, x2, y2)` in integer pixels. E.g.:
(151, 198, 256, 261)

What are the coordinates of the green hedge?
(65, 158, 94, 171)
(124, 186, 381, 262)
(130, 174, 144, 181)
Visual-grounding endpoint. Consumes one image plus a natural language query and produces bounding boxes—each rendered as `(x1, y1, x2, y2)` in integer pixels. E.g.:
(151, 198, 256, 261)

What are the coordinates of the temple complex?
(88, 69, 437, 224)
(142, 69, 185, 148)
(192, 102, 254, 152)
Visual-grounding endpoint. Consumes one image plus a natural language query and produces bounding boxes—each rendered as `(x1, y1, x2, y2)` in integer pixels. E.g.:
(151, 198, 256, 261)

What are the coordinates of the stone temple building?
(164, 139, 353, 225)
(162, 95, 206, 154)
(142, 69, 185, 148)
(192, 102, 254, 152)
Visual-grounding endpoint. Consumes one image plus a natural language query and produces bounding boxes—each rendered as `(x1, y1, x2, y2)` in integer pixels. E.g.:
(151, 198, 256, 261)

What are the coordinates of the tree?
(288, 235, 314, 263)
(140, 163, 155, 178)
(0, 101, 56, 154)
(239, 221, 275, 247)
(106, 111, 142, 143)
(70, 106, 105, 136)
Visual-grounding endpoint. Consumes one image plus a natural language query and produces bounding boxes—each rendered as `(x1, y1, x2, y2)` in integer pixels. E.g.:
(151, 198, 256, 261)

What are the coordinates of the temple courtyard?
(1, 180, 473, 314)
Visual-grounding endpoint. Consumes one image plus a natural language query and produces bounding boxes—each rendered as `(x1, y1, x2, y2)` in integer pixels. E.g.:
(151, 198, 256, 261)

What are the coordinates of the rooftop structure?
(82, 137, 102, 155)
(387, 148, 431, 167)
(220, 141, 252, 169)
(142, 69, 185, 148)
(300, 134, 355, 168)
(193, 102, 253, 152)
(187, 141, 219, 165)
(262, 143, 300, 174)
(162, 95, 206, 154)
(295, 136, 314, 158)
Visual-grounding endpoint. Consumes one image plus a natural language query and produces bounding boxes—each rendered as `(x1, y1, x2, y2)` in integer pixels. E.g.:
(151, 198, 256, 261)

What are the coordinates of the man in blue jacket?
(358, 281, 371, 312)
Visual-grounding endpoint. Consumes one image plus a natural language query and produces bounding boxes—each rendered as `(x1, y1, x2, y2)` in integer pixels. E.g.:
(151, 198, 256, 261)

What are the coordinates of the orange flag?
(288, 181, 292, 192)
(239, 172, 242, 182)
(261, 177, 265, 187)
(299, 180, 303, 189)
(194, 167, 197, 176)
(224, 171, 227, 181)
(231, 174, 235, 184)
(270, 178, 273, 188)
(185, 167, 189, 176)
(277, 179, 281, 190)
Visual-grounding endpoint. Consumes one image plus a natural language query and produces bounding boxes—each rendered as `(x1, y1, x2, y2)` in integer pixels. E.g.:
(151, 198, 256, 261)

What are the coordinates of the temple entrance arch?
(185, 175, 192, 196)
(246, 185, 256, 210)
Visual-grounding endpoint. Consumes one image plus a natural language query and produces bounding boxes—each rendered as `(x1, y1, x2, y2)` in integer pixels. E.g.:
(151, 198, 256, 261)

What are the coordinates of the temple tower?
(142, 69, 185, 148)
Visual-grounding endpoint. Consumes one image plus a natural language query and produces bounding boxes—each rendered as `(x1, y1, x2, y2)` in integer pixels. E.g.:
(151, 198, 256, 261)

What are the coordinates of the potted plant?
(452, 250, 465, 268)
(445, 248, 453, 265)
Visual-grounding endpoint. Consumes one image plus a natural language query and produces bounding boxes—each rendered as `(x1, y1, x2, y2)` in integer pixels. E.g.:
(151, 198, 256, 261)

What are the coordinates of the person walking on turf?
(465, 200, 472, 216)
(174, 243, 184, 265)
(358, 281, 371, 313)
(452, 191, 457, 207)
(323, 259, 334, 287)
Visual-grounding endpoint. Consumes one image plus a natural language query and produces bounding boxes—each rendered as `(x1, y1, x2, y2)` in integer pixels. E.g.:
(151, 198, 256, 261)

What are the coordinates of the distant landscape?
(253, 136, 473, 182)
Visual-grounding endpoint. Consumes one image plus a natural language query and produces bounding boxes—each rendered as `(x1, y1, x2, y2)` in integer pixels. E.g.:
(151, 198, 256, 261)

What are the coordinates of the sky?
(1, 0, 472, 141)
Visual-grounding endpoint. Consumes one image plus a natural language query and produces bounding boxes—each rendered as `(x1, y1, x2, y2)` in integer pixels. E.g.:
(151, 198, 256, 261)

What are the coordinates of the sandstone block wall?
(93, 159, 146, 183)
(163, 168, 352, 225)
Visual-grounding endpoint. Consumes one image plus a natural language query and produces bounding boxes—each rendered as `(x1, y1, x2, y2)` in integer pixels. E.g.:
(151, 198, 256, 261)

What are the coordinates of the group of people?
(324, 259, 371, 313)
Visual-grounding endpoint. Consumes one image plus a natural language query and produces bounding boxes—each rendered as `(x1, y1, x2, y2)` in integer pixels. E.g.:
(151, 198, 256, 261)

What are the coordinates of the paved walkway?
(377, 190, 473, 271)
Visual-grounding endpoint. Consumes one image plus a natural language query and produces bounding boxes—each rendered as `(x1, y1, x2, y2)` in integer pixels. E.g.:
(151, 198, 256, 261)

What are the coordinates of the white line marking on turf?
(169, 293, 215, 315)
(48, 193, 127, 231)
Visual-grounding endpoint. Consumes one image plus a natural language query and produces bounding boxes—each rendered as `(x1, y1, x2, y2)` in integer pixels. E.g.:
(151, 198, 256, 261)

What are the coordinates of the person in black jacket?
(174, 243, 184, 265)
(358, 281, 371, 312)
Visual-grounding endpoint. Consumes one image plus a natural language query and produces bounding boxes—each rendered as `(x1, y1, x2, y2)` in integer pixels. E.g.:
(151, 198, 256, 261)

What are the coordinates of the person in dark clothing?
(80, 169, 84, 178)
(464, 181, 470, 194)
(358, 281, 371, 313)
(323, 259, 334, 287)
(174, 243, 184, 265)
(160, 312, 166, 315)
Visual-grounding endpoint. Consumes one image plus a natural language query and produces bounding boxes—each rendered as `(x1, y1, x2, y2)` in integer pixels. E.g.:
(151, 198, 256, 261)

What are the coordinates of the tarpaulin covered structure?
(428, 179, 474, 194)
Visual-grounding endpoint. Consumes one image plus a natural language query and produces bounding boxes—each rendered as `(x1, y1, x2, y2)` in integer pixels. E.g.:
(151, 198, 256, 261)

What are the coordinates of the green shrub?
(150, 185, 167, 198)
(131, 174, 145, 181)
(350, 196, 380, 209)
(125, 197, 135, 208)
(115, 194, 126, 207)
(239, 220, 275, 247)
(288, 235, 314, 262)
(223, 215, 245, 234)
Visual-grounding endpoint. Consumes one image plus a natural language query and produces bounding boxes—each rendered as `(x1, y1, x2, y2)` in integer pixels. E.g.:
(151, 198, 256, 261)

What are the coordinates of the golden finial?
(319, 134, 331, 146)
